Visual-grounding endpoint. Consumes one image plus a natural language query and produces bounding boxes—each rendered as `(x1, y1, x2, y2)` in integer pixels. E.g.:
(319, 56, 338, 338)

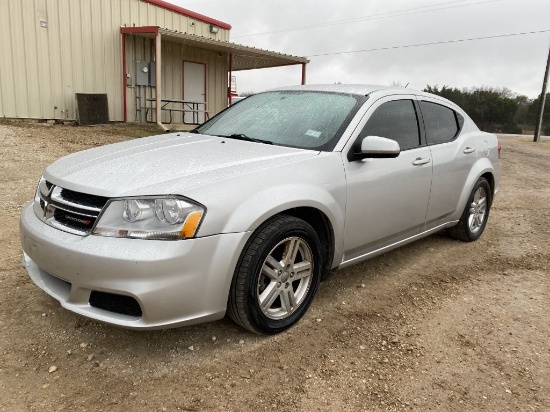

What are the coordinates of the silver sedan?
(20, 84, 501, 334)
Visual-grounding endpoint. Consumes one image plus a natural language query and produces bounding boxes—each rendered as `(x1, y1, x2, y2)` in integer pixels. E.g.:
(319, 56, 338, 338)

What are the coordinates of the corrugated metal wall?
(0, 0, 229, 121)
(125, 36, 228, 124)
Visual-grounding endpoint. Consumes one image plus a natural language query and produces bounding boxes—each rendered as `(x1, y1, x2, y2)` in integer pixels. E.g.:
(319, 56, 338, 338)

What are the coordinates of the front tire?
(227, 215, 322, 334)
(448, 177, 492, 242)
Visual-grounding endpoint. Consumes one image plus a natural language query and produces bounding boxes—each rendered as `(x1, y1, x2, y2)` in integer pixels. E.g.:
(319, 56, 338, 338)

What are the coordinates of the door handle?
(463, 147, 476, 154)
(412, 157, 431, 166)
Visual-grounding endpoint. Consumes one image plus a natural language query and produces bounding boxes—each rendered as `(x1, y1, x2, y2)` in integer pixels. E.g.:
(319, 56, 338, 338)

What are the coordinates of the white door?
(183, 61, 206, 124)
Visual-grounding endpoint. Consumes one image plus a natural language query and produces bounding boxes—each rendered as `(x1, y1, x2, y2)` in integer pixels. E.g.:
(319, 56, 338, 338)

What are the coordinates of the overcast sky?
(175, 0, 549, 98)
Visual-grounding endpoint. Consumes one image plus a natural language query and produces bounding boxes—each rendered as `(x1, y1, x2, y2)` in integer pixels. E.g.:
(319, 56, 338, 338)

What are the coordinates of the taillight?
(498, 142, 501, 159)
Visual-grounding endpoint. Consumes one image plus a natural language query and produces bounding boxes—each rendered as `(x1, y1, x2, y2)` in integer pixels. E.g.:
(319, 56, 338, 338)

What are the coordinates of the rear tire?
(448, 177, 492, 242)
(227, 215, 322, 335)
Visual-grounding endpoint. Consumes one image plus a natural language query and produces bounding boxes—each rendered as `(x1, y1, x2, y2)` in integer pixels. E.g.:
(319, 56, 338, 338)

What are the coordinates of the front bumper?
(20, 202, 250, 329)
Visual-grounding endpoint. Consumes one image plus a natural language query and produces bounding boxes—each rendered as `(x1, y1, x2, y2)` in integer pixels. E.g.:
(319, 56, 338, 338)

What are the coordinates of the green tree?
(423, 85, 525, 133)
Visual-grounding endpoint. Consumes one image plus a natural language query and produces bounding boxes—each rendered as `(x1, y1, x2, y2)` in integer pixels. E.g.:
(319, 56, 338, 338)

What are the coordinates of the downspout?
(155, 31, 168, 132)
(122, 33, 127, 122)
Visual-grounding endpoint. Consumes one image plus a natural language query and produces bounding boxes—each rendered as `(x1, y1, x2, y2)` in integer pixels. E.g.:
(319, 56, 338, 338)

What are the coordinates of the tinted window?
(196, 91, 365, 151)
(359, 100, 420, 150)
(420, 101, 460, 145)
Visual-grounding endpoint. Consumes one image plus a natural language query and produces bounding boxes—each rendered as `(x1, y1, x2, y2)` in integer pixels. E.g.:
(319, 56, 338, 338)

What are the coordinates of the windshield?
(195, 91, 366, 151)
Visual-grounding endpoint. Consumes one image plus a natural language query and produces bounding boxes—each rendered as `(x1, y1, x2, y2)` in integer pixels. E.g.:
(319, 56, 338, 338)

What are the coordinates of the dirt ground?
(0, 121, 548, 411)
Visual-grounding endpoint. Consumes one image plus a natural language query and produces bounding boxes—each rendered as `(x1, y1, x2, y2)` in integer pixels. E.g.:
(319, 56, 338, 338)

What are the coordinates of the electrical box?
(135, 61, 149, 86)
(148, 62, 156, 87)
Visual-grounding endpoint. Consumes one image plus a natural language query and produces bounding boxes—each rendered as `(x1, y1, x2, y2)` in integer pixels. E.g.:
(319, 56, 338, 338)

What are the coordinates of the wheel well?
(278, 207, 335, 280)
(480, 172, 495, 198)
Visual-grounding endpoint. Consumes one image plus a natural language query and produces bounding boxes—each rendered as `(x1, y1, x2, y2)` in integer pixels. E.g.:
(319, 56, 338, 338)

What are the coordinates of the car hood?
(43, 133, 320, 197)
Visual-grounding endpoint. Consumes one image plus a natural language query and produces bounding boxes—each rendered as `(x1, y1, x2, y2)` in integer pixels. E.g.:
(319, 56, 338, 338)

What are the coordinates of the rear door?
(418, 98, 478, 230)
(343, 96, 432, 262)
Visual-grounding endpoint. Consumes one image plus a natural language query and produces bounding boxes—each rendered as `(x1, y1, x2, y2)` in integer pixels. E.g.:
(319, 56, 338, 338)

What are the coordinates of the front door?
(183, 61, 206, 124)
(343, 96, 433, 262)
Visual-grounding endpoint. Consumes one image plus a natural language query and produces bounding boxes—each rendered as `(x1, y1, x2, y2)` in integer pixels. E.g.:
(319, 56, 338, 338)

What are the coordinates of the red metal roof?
(140, 0, 232, 30)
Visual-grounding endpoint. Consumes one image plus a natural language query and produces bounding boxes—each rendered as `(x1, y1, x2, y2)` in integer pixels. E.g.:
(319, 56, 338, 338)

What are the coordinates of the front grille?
(89, 291, 142, 317)
(34, 178, 109, 236)
(59, 188, 109, 210)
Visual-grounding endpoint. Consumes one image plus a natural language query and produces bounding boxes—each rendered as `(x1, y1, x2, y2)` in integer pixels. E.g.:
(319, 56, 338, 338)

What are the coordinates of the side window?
(420, 101, 461, 145)
(359, 100, 421, 151)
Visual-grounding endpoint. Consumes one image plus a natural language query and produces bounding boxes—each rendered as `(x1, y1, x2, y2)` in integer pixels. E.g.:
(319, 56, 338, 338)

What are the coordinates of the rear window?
(420, 101, 462, 145)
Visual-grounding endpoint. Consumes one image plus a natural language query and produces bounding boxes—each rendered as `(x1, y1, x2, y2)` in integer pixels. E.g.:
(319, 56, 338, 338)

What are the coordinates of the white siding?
(0, 0, 230, 121)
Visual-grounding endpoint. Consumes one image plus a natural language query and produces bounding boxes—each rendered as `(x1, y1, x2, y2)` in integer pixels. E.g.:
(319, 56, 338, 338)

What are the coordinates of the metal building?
(0, 0, 308, 128)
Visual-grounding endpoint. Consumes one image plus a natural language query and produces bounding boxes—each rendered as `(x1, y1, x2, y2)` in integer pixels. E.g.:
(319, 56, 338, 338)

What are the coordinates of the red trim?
(301, 63, 307, 85)
(154, 32, 167, 126)
(121, 26, 159, 34)
(141, 0, 231, 30)
(155, 33, 159, 123)
(122, 33, 127, 122)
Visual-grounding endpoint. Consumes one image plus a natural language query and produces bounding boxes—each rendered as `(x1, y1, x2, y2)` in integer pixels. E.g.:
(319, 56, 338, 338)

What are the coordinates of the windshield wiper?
(216, 134, 273, 145)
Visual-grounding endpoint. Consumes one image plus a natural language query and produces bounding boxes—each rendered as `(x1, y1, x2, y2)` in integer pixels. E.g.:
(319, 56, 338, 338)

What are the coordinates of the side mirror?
(350, 136, 401, 160)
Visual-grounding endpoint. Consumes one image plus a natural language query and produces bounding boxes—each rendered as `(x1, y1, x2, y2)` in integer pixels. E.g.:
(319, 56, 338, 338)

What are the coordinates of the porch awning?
(120, 26, 309, 71)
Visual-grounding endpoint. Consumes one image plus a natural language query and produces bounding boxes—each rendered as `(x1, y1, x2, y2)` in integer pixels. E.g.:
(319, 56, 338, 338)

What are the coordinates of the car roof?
(268, 84, 463, 112)
(271, 84, 400, 96)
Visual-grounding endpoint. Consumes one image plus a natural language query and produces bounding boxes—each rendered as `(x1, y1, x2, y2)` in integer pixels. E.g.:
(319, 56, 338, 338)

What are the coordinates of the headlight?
(92, 196, 205, 240)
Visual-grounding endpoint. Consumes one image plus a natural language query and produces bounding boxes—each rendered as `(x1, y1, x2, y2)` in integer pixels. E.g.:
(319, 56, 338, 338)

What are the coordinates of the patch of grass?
(82, 123, 161, 139)
(0, 119, 162, 138)
(0, 118, 40, 128)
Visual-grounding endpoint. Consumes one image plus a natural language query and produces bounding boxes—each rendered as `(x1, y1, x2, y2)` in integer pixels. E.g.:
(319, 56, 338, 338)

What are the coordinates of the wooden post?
(155, 32, 168, 131)
(534, 43, 550, 142)
(228, 53, 233, 106)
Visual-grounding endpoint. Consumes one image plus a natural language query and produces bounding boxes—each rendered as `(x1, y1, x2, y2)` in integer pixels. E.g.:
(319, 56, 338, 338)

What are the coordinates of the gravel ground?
(0, 121, 548, 411)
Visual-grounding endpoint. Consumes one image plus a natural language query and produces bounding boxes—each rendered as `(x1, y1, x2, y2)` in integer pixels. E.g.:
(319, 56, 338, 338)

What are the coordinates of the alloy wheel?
(257, 237, 314, 320)
(468, 186, 488, 234)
